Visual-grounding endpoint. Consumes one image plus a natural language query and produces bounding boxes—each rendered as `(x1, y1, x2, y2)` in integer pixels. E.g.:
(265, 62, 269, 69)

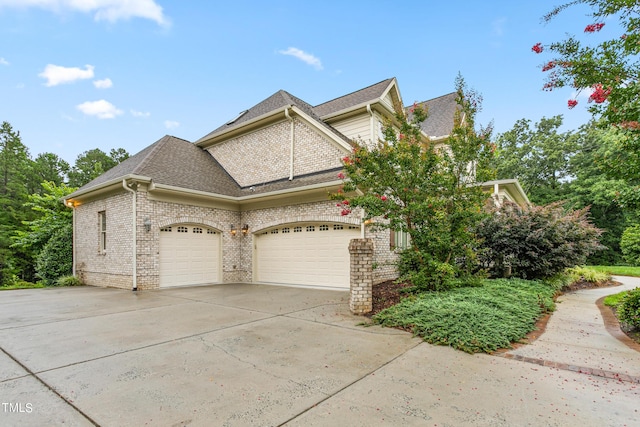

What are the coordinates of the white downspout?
(122, 179, 137, 291)
(366, 104, 374, 145)
(285, 107, 294, 180)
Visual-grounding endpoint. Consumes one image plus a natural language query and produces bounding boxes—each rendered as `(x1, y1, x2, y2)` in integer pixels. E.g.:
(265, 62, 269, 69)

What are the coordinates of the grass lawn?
(603, 290, 629, 307)
(587, 265, 640, 277)
(372, 278, 558, 354)
(0, 282, 45, 290)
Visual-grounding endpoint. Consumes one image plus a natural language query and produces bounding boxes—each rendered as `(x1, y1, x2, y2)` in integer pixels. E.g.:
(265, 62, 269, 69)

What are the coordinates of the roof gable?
(313, 78, 396, 118)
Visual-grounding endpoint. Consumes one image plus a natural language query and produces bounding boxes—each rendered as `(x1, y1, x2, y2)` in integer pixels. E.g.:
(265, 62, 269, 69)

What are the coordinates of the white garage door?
(159, 225, 221, 288)
(255, 223, 360, 289)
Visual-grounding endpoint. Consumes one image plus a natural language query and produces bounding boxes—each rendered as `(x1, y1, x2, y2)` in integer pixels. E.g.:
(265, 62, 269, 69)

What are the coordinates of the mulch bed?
(367, 278, 640, 347)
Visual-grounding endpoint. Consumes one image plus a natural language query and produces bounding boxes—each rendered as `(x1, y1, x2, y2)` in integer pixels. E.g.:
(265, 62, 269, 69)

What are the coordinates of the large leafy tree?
(68, 148, 129, 187)
(0, 122, 32, 283)
(332, 76, 495, 289)
(532, 0, 640, 207)
(567, 121, 635, 263)
(494, 115, 577, 205)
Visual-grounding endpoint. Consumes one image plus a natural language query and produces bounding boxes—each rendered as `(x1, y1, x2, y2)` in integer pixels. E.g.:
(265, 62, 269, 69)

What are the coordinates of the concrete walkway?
(504, 275, 640, 381)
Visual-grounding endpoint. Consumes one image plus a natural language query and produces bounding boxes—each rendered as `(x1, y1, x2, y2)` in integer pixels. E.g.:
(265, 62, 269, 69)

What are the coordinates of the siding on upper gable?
(331, 114, 370, 143)
(381, 91, 395, 112)
(207, 118, 346, 187)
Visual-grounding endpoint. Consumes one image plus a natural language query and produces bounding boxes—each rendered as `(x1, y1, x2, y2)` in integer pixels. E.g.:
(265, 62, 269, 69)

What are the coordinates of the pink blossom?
(531, 43, 543, 54)
(542, 61, 556, 72)
(567, 99, 578, 109)
(337, 172, 345, 179)
(584, 23, 605, 33)
(380, 195, 387, 201)
(340, 209, 351, 216)
(342, 200, 350, 206)
(588, 84, 611, 104)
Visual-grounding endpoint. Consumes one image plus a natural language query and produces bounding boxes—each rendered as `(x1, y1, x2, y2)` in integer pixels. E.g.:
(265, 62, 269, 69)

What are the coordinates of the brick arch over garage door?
(158, 220, 222, 288)
(253, 221, 361, 289)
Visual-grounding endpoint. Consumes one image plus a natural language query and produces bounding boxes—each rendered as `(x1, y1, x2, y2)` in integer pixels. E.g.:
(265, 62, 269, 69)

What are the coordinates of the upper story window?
(98, 211, 107, 252)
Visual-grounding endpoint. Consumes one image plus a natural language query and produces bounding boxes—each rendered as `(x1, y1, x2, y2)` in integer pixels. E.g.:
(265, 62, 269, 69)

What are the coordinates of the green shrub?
(542, 273, 574, 292)
(373, 278, 557, 353)
(620, 224, 640, 266)
(397, 250, 458, 291)
(477, 202, 604, 280)
(35, 224, 72, 286)
(618, 288, 640, 329)
(565, 266, 610, 283)
(56, 275, 82, 287)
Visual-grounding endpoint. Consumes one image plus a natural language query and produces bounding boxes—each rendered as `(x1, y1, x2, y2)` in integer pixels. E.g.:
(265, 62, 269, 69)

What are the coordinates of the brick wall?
(349, 238, 373, 314)
(75, 191, 134, 289)
(74, 190, 400, 290)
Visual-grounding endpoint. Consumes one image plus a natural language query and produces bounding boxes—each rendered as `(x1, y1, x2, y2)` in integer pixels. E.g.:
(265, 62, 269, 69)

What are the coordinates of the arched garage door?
(159, 224, 221, 287)
(254, 223, 360, 289)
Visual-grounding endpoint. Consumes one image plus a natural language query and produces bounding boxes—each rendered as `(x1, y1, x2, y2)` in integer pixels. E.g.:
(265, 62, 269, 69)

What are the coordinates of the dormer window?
(226, 110, 248, 125)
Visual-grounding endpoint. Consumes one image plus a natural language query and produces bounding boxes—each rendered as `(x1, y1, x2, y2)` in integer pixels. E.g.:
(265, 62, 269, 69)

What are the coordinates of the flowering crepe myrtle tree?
(532, 0, 639, 207)
(331, 75, 496, 289)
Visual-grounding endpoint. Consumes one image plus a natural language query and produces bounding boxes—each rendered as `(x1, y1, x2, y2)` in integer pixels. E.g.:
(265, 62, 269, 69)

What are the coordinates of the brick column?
(349, 238, 373, 315)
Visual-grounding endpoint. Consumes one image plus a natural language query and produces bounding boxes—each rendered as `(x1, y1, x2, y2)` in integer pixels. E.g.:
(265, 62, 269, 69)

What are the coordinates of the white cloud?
(0, 57, 9, 65)
(93, 78, 113, 89)
(0, 0, 170, 26)
(278, 47, 323, 70)
(164, 120, 179, 129)
(39, 64, 94, 86)
(131, 109, 150, 118)
(76, 99, 123, 119)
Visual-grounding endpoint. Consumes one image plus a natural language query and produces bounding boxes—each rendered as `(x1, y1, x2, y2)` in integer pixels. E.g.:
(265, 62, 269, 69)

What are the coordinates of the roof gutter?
(122, 179, 138, 291)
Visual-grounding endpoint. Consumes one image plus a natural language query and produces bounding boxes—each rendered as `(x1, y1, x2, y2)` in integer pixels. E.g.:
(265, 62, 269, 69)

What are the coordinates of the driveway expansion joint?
(0, 346, 101, 426)
(494, 352, 640, 384)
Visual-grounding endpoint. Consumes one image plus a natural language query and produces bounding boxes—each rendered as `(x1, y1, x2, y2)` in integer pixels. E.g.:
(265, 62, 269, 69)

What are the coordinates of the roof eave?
(66, 174, 152, 203)
(196, 105, 292, 148)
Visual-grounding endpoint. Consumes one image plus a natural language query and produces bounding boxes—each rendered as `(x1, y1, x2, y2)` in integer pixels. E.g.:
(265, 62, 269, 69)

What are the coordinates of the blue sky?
(0, 0, 605, 164)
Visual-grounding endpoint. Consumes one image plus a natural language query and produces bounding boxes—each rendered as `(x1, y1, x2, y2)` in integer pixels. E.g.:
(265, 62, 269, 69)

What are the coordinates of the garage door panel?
(159, 225, 220, 288)
(255, 223, 359, 289)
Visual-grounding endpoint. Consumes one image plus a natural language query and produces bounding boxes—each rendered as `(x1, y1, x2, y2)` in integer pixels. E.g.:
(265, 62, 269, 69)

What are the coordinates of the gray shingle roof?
(197, 89, 351, 145)
(68, 135, 344, 199)
(69, 135, 242, 197)
(313, 78, 395, 118)
(408, 92, 459, 139)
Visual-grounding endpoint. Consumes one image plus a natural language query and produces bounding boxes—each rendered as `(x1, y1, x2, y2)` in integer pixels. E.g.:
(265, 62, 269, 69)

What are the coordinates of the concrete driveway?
(1, 283, 638, 426)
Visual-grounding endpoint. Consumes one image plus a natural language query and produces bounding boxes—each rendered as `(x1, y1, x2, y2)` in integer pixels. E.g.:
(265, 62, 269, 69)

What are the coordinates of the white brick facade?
(206, 118, 344, 187)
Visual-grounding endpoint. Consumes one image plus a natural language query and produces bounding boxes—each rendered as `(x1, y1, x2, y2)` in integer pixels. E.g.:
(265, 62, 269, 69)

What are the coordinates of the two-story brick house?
(65, 78, 528, 291)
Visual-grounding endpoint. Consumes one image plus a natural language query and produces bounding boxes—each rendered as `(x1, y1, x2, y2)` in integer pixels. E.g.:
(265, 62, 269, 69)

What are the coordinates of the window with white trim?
(98, 211, 107, 252)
